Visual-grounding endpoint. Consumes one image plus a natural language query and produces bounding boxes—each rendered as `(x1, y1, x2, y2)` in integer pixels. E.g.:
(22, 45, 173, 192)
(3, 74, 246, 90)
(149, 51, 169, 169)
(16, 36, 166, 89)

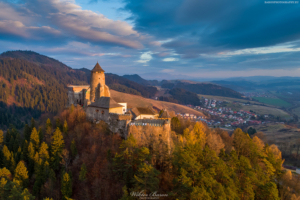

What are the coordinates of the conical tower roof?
(91, 62, 105, 72)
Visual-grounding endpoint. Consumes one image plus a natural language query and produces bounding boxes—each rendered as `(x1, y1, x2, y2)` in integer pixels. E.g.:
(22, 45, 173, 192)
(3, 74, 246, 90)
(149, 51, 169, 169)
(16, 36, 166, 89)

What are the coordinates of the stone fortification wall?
(86, 106, 109, 122)
(109, 113, 131, 121)
(129, 119, 167, 127)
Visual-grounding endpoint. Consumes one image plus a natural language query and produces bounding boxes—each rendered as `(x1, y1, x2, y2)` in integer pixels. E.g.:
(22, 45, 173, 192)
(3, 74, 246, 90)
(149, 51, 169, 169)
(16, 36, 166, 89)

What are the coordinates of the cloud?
(163, 57, 178, 62)
(136, 51, 152, 63)
(0, 0, 144, 49)
(123, 0, 300, 58)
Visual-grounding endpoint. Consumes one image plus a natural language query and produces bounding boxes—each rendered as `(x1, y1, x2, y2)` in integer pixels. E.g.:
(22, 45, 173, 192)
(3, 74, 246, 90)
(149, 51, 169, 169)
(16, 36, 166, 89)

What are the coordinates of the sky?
(1, 0, 300, 80)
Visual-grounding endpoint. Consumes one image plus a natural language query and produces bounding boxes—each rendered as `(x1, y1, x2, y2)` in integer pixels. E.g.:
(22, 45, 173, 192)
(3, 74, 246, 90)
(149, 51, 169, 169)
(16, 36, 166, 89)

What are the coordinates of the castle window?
(96, 109, 99, 112)
(101, 110, 105, 115)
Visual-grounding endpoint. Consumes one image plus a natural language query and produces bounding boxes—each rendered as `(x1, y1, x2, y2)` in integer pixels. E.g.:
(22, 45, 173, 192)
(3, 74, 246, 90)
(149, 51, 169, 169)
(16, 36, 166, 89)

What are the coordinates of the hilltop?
(0, 50, 204, 129)
(122, 74, 244, 99)
(111, 89, 205, 117)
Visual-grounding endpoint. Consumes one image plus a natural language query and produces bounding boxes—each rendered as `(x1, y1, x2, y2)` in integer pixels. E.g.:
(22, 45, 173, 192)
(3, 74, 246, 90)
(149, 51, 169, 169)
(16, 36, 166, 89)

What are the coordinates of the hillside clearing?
(111, 90, 205, 116)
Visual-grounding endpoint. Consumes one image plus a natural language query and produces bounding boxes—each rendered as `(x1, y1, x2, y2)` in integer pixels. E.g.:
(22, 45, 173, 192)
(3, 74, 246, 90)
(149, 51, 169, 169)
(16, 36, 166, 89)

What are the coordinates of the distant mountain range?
(211, 77, 300, 92)
(120, 74, 244, 99)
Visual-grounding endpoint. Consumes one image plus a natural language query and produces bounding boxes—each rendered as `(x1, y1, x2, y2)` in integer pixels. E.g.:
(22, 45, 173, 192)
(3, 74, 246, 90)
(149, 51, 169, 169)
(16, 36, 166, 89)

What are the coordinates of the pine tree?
(0, 130, 3, 146)
(38, 128, 44, 145)
(171, 117, 181, 133)
(63, 120, 68, 135)
(8, 136, 14, 152)
(132, 163, 160, 193)
(30, 128, 40, 151)
(56, 118, 61, 130)
(13, 161, 29, 187)
(39, 142, 49, 161)
(2, 145, 11, 169)
(79, 163, 87, 181)
(13, 133, 20, 153)
(50, 128, 65, 170)
(0, 167, 11, 179)
(27, 142, 35, 176)
(21, 140, 28, 163)
(61, 172, 72, 200)
(30, 118, 35, 132)
(23, 124, 31, 142)
(9, 152, 15, 173)
(46, 119, 52, 130)
(70, 139, 77, 159)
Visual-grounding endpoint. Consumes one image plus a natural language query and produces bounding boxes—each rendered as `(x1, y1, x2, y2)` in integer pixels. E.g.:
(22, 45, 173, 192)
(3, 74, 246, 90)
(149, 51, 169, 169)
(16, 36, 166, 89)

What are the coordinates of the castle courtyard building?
(67, 62, 170, 138)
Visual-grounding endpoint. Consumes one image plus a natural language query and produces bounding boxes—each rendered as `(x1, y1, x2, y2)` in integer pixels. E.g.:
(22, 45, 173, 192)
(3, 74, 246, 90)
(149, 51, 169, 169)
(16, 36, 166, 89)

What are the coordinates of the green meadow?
(253, 97, 291, 107)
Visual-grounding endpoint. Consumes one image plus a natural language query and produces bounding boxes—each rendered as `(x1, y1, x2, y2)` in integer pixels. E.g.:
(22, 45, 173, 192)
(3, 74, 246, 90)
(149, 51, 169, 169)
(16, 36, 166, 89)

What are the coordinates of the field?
(292, 106, 300, 118)
(253, 97, 291, 108)
(199, 94, 291, 118)
(111, 90, 205, 116)
(248, 123, 300, 145)
(248, 123, 300, 155)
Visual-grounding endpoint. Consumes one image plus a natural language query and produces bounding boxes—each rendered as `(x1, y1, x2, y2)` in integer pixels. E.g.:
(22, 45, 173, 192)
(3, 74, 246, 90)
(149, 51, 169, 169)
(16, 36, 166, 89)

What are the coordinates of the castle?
(67, 62, 171, 138)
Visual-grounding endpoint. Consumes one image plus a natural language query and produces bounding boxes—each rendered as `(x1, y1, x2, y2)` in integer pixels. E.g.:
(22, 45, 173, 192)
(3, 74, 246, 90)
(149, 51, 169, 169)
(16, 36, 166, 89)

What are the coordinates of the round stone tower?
(90, 62, 105, 103)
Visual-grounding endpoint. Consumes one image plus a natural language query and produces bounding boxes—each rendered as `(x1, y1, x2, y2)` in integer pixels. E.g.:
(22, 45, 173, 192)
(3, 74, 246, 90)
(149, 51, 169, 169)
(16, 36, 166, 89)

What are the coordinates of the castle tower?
(90, 62, 106, 102)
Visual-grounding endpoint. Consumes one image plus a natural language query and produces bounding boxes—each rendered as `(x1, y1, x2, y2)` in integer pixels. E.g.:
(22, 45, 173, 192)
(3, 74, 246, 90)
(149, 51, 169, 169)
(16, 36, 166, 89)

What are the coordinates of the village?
(174, 97, 285, 129)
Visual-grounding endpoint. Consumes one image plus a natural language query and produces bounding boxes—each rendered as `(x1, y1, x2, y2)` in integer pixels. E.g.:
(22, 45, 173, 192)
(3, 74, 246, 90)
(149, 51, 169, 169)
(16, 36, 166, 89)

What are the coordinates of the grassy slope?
(110, 90, 205, 116)
(253, 97, 291, 107)
(249, 123, 300, 148)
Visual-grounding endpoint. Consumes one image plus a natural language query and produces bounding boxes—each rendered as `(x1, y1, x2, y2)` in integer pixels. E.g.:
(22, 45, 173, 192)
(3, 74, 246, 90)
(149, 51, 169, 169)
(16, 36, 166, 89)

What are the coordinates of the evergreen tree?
(30, 128, 40, 151)
(61, 172, 72, 200)
(2, 145, 11, 169)
(8, 136, 14, 152)
(30, 118, 35, 132)
(21, 140, 28, 163)
(13, 161, 29, 187)
(9, 152, 15, 174)
(171, 117, 181, 133)
(79, 163, 87, 181)
(0, 130, 3, 146)
(50, 128, 65, 170)
(70, 139, 77, 159)
(132, 163, 160, 193)
(63, 120, 68, 135)
(56, 118, 61, 130)
(39, 142, 49, 161)
(46, 119, 52, 130)
(23, 125, 31, 142)
(27, 142, 35, 176)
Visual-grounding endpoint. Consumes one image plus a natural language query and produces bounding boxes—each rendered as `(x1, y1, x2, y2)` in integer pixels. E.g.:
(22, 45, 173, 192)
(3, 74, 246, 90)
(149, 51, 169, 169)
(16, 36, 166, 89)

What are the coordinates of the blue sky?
(1, 0, 300, 80)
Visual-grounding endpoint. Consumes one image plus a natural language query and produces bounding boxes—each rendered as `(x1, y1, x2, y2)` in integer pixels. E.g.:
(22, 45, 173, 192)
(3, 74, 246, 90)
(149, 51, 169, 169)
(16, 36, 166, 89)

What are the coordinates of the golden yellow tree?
(0, 168, 11, 179)
(206, 133, 225, 154)
(30, 127, 40, 151)
(0, 130, 3, 146)
(14, 161, 29, 187)
(51, 128, 65, 170)
(39, 142, 50, 161)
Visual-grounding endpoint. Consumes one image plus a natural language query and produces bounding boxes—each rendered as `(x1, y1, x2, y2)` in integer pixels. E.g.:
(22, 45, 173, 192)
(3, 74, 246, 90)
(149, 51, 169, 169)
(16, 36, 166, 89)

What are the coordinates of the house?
(130, 107, 157, 120)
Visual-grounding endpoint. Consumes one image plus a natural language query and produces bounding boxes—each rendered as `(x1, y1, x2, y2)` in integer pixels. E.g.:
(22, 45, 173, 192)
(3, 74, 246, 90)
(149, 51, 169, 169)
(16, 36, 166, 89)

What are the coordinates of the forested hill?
(161, 80, 244, 98)
(0, 50, 157, 129)
(122, 74, 159, 86)
(0, 51, 88, 85)
(0, 58, 71, 129)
